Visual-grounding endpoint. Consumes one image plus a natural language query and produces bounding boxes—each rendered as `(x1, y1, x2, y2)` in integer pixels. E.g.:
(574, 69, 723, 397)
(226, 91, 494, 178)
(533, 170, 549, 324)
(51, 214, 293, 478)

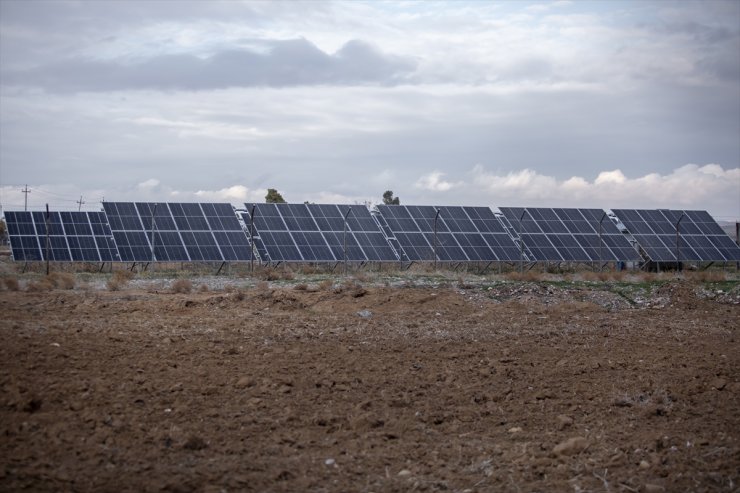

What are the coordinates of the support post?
(150, 203, 158, 264)
(599, 212, 606, 272)
(433, 208, 440, 271)
(735, 221, 740, 270)
(45, 204, 50, 276)
(518, 208, 528, 274)
(250, 205, 256, 274)
(343, 207, 353, 276)
(675, 212, 685, 274)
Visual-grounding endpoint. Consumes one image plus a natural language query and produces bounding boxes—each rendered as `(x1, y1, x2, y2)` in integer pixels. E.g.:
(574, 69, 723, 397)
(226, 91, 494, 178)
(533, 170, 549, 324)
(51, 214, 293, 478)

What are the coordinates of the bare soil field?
(1, 273, 739, 492)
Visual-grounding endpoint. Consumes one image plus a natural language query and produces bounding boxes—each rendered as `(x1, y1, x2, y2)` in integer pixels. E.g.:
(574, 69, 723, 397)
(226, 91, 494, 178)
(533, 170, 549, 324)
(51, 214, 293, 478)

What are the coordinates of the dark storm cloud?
(2, 39, 416, 92)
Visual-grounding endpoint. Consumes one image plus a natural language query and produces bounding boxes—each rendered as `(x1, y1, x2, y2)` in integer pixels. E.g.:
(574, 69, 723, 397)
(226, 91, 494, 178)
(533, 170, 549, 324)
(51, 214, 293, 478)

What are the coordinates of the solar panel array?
(612, 209, 740, 262)
(377, 205, 520, 262)
(103, 202, 251, 262)
(242, 203, 398, 262)
(5, 203, 738, 266)
(5, 211, 119, 262)
(499, 207, 642, 262)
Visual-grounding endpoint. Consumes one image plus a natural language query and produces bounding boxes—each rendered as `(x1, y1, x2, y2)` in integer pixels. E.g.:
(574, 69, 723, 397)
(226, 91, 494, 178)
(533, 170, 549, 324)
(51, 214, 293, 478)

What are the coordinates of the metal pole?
(519, 208, 528, 273)
(735, 222, 739, 271)
(150, 203, 158, 263)
(599, 212, 606, 272)
(250, 205, 256, 274)
(433, 208, 440, 270)
(77, 195, 85, 211)
(22, 185, 30, 211)
(343, 207, 352, 276)
(45, 204, 50, 275)
(675, 212, 685, 274)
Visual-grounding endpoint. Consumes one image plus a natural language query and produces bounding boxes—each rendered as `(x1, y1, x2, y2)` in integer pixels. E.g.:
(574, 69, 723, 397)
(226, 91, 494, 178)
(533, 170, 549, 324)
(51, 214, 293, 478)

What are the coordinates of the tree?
(382, 190, 400, 205)
(265, 188, 286, 203)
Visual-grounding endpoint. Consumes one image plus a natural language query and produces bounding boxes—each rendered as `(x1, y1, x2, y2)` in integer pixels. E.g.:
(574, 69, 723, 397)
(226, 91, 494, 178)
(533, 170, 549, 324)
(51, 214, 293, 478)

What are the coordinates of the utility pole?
(77, 195, 85, 211)
(22, 185, 30, 211)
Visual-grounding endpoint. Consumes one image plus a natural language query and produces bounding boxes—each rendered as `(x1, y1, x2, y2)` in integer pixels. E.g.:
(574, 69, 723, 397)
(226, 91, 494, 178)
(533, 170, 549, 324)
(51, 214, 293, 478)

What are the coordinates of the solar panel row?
(242, 203, 399, 262)
(499, 207, 642, 262)
(5, 211, 119, 262)
(377, 205, 520, 262)
(5, 204, 738, 265)
(612, 209, 740, 262)
(103, 202, 251, 262)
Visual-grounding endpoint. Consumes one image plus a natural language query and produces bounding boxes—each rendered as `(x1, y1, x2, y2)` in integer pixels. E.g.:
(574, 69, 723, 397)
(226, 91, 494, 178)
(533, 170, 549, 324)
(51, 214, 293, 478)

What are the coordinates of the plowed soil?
(1, 279, 738, 492)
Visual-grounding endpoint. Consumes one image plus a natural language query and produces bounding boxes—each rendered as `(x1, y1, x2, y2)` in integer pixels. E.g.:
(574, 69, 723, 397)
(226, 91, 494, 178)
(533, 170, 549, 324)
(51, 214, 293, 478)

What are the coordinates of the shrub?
(319, 279, 334, 291)
(293, 283, 308, 291)
(171, 279, 193, 294)
(505, 271, 543, 282)
(198, 284, 209, 293)
(106, 279, 123, 291)
(258, 267, 280, 281)
(26, 279, 54, 292)
(47, 272, 75, 290)
(335, 279, 366, 297)
(689, 271, 726, 282)
(107, 270, 134, 291)
(112, 270, 134, 282)
(2, 277, 20, 291)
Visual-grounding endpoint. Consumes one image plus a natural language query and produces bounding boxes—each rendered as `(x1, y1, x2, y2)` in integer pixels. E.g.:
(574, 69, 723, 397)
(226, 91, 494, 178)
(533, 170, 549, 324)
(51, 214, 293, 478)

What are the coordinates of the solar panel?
(5, 211, 43, 261)
(103, 202, 250, 262)
(376, 205, 519, 262)
(612, 209, 740, 262)
(243, 203, 398, 263)
(4, 210, 120, 262)
(499, 207, 641, 262)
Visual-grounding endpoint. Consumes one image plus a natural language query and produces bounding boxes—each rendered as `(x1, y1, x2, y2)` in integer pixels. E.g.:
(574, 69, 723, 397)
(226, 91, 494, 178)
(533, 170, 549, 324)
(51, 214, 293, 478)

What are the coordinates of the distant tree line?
(264, 188, 400, 205)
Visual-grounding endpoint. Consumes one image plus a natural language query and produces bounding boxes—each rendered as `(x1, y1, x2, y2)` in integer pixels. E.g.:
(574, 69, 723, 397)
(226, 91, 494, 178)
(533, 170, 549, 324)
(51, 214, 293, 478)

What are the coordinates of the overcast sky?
(1, 0, 738, 219)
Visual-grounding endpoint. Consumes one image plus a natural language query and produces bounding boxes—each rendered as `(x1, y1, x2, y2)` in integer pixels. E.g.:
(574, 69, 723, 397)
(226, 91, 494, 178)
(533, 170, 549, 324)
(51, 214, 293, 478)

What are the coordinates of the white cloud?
(414, 171, 462, 192)
(194, 185, 249, 202)
(137, 178, 160, 190)
(469, 164, 740, 216)
(594, 170, 627, 185)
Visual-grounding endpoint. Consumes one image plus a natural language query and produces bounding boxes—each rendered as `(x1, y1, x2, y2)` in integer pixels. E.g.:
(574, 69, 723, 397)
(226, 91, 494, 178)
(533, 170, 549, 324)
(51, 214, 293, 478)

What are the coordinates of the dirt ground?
(1, 276, 738, 492)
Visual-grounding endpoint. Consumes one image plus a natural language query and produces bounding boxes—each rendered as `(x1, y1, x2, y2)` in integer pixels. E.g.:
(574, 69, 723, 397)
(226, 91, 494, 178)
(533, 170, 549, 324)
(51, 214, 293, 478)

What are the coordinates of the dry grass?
(581, 270, 627, 282)
(198, 284, 209, 293)
(687, 271, 727, 282)
(319, 279, 334, 291)
(2, 277, 20, 291)
(171, 279, 193, 294)
(47, 272, 75, 290)
(107, 270, 134, 291)
(293, 283, 308, 291)
(26, 278, 54, 292)
(253, 281, 273, 300)
(112, 270, 135, 282)
(334, 279, 367, 298)
(257, 267, 281, 281)
(505, 271, 544, 282)
(106, 279, 124, 291)
(298, 265, 321, 275)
